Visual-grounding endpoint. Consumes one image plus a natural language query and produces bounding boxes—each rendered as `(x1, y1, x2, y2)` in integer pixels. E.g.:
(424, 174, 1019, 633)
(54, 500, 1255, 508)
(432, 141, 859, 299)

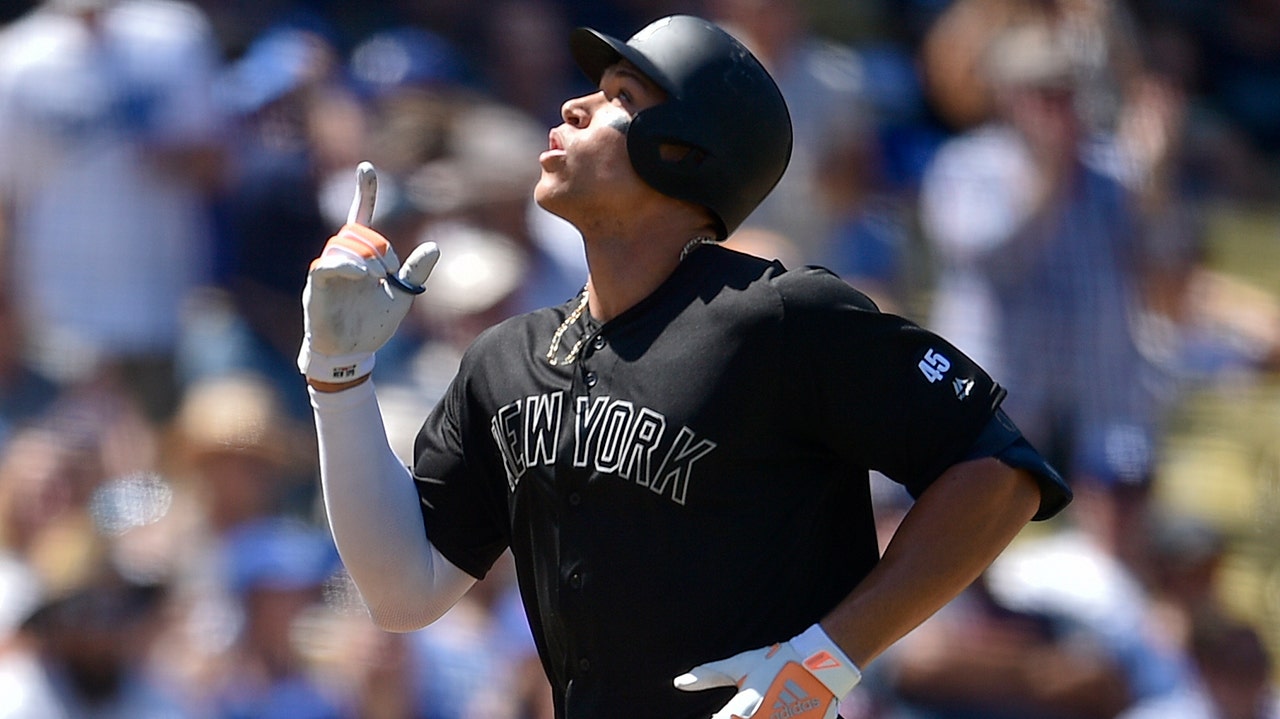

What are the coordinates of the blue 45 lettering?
(918, 349, 951, 383)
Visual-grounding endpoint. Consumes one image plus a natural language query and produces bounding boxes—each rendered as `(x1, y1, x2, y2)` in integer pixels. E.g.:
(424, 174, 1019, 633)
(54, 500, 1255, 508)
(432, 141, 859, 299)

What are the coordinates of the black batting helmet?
(569, 15, 793, 238)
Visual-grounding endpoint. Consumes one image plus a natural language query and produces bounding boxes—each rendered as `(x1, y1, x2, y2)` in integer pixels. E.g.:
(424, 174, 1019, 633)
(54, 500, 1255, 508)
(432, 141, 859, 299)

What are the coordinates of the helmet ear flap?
(628, 106, 726, 237)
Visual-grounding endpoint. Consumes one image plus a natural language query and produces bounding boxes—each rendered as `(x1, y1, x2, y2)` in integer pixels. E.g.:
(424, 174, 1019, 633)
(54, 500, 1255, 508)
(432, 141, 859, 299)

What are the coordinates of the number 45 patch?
(919, 348, 975, 400)
(918, 349, 951, 383)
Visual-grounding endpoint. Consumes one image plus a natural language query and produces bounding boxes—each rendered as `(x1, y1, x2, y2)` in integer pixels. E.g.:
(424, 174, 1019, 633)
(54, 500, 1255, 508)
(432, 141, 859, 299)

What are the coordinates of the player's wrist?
(308, 374, 372, 393)
(790, 623, 863, 698)
(297, 343, 376, 385)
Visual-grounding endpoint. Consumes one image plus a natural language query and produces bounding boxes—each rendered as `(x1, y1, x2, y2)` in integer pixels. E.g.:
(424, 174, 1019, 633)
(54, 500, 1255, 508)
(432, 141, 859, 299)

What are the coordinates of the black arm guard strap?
(962, 409, 1072, 520)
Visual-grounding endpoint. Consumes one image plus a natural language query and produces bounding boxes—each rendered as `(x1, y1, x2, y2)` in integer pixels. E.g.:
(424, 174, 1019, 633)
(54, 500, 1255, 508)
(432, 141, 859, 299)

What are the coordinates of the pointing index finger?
(347, 161, 378, 226)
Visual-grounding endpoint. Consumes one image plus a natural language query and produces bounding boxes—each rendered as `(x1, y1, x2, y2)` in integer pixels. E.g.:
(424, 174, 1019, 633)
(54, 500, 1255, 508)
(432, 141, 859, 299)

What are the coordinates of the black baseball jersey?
(413, 244, 1069, 719)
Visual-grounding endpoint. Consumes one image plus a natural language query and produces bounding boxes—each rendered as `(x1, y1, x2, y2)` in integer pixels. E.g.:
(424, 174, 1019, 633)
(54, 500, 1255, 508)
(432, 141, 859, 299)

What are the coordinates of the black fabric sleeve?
(411, 363, 510, 580)
(778, 267, 1008, 497)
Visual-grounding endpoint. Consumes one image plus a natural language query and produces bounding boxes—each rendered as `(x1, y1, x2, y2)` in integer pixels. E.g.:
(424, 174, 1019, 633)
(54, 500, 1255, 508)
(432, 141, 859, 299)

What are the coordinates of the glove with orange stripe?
(298, 162, 440, 385)
(674, 624, 862, 719)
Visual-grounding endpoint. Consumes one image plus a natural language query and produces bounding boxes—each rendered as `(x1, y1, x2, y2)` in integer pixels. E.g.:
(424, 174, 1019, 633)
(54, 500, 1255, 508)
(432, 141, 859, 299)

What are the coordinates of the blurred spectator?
(478, 0, 589, 127)
(1122, 0, 1280, 203)
(1144, 510, 1230, 654)
(402, 98, 580, 310)
(1187, 0, 1280, 170)
(0, 549, 40, 648)
(202, 517, 348, 719)
(350, 26, 578, 314)
(190, 22, 354, 419)
(347, 22, 475, 245)
(0, 288, 59, 451)
(0, 382, 184, 716)
(188, 1, 337, 59)
(0, 424, 101, 631)
(917, 0, 1041, 140)
(707, 0, 874, 262)
(0, 568, 189, 719)
(0, 410, 111, 596)
(812, 108, 915, 313)
(919, 0, 1145, 135)
(1132, 238, 1280, 384)
(156, 368, 313, 575)
(0, 2, 38, 25)
(0, 0, 227, 423)
(348, 23, 470, 183)
(1119, 610, 1280, 719)
(165, 372, 312, 536)
(985, 467, 1188, 702)
(809, 6, 942, 314)
(403, 553, 546, 719)
(919, 18, 1164, 484)
(868, 576, 1134, 719)
(871, 467, 1188, 718)
(137, 373, 317, 706)
(302, 560, 551, 719)
(0, 388, 164, 652)
(797, 7, 925, 314)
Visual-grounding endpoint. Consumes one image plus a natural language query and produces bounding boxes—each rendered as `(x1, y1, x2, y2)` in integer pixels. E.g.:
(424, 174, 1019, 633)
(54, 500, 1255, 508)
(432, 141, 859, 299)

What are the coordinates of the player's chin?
(533, 186, 580, 230)
(533, 175, 563, 209)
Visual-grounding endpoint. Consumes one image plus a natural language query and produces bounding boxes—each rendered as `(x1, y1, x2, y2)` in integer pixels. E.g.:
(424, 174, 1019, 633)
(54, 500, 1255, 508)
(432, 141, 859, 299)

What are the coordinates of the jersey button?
(592, 335, 606, 351)
(568, 492, 582, 506)
(568, 571, 583, 589)
(584, 371, 598, 388)
(578, 658, 591, 673)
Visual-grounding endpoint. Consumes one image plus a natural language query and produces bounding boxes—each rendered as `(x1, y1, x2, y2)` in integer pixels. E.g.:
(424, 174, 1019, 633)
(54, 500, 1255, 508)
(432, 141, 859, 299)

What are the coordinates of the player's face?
(534, 62, 667, 229)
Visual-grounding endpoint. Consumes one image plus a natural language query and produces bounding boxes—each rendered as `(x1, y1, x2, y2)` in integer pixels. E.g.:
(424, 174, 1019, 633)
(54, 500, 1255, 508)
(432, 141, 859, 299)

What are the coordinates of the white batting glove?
(674, 624, 862, 719)
(298, 162, 440, 384)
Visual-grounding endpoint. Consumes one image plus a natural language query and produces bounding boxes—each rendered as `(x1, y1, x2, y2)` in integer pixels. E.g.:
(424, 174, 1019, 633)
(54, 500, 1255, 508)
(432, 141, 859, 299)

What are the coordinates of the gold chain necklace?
(546, 288, 590, 366)
(546, 237, 715, 366)
(680, 235, 716, 260)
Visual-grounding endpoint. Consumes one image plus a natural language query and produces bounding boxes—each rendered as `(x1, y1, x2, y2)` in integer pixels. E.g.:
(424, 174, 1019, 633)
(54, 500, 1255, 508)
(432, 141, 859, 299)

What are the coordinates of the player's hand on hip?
(298, 162, 440, 386)
(673, 624, 861, 719)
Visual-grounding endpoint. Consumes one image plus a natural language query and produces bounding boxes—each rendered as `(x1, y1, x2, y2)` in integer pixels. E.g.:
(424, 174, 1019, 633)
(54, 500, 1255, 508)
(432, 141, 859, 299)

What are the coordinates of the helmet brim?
(569, 27, 677, 97)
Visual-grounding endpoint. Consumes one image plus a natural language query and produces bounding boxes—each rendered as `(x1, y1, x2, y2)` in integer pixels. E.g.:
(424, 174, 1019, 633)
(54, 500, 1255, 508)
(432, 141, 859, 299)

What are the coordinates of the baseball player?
(299, 15, 1072, 719)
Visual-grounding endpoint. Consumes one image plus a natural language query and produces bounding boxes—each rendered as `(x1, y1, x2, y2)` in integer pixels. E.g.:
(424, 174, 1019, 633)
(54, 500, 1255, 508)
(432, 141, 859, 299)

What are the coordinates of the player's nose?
(560, 91, 603, 128)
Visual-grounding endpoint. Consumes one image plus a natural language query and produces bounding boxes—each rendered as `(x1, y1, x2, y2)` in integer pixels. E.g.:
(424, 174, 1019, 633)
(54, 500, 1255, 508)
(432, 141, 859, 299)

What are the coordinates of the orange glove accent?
(674, 624, 861, 719)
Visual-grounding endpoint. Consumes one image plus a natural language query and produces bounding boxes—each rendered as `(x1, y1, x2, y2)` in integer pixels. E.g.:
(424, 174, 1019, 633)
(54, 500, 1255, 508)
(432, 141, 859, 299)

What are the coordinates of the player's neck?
(582, 241, 678, 323)
(574, 197, 715, 322)
(581, 230, 709, 323)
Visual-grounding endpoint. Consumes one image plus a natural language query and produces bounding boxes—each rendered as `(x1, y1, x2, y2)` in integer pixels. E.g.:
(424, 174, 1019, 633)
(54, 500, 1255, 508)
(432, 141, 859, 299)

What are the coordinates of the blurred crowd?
(0, 0, 1277, 717)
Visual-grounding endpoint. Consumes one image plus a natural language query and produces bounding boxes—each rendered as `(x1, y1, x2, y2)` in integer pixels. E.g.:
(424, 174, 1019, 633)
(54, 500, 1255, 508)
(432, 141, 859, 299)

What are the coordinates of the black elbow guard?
(963, 409, 1072, 520)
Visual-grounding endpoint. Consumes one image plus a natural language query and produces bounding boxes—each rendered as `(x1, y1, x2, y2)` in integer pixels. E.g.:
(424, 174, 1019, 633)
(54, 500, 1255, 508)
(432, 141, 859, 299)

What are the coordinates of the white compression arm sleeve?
(310, 381, 475, 631)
